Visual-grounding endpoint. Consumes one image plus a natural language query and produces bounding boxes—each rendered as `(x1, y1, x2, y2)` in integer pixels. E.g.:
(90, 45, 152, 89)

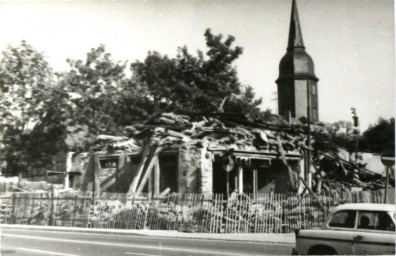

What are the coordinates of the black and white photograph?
(0, 0, 394, 255)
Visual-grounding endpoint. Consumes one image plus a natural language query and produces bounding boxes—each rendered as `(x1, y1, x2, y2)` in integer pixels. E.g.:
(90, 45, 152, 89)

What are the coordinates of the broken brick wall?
(69, 153, 90, 190)
(178, 141, 213, 193)
(79, 153, 140, 193)
(200, 145, 213, 193)
(102, 154, 140, 193)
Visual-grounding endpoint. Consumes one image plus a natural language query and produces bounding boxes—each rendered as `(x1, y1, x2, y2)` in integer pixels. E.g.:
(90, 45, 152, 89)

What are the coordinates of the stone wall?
(200, 142, 213, 193)
(178, 140, 213, 193)
(178, 144, 200, 193)
(78, 152, 140, 193)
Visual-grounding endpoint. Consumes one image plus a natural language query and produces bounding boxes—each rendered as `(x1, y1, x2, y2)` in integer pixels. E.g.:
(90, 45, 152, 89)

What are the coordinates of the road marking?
(1, 228, 291, 245)
(18, 248, 81, 256)
(4, 234, 263, 256)
(125, 252, 157, 256)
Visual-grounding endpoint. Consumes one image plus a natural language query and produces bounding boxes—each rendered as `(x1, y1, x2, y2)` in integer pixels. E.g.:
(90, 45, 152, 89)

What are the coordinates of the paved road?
(1, 228, 293, 256)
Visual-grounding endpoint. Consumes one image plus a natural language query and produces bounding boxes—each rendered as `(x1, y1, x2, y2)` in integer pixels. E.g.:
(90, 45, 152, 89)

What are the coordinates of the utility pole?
(306, 82, 312, 189)
(380, 151, 394, 204)
(271, 91, 278, 114)
(351, 108, 360, 163)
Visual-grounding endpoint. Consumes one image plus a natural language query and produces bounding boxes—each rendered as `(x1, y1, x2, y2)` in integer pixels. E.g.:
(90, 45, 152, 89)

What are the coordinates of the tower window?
(312, 85, 316, 95)
(313, 108, 318, 120)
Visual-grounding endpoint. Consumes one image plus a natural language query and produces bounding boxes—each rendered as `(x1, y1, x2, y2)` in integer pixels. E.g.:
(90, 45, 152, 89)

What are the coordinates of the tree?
(0, 41, 64, 175)
(57, 45, 128, 140)
(312, 120, 357, 154)
(128, 29, 262, 120)
(360, 117, 395, 153)
(327, 120, 357, 152)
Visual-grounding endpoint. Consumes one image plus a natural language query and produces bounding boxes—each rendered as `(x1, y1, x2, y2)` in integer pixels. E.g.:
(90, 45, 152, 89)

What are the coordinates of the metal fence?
(0, 189, 394, 233)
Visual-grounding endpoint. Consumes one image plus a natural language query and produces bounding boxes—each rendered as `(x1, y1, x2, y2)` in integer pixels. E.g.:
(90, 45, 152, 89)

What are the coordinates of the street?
(1, 228, 293, 256)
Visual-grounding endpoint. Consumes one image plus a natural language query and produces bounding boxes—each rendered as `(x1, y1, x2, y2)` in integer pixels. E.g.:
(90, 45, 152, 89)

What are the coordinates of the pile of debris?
(95, 112, 309, 153)
(314, 151, 385, 194)
(87, 112, 386, 194)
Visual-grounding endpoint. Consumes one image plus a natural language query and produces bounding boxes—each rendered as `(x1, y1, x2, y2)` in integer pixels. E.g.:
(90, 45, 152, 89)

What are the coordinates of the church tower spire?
(288, 0, 304, 49)
(276, 0, 319, 122)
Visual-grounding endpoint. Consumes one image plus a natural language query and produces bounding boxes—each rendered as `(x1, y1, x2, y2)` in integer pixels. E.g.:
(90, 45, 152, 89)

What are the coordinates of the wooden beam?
(234, 175, 238, 193)
(238, 163, 243, 194)
(253, 168, 258, 199)
(299, 176, 314, 195)
(277, 136, 298, 192)
(127, 144, 151, 195)
(148, 167, 153, 196)
(154, 158, 160, 196)
(316, 178, 322, 194)
(136, 160, 155, 195)
(136, 146, 163, 194)
(93, 153, 100, 194)
(208, 148, 302, 160)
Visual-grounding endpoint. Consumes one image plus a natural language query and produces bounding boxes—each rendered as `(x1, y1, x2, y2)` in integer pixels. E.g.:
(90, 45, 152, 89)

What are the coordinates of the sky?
(0, 0, 394, 131)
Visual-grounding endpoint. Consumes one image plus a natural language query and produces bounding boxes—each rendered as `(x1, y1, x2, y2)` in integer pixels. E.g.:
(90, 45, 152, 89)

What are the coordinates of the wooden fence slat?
(4, 190, 393, 233)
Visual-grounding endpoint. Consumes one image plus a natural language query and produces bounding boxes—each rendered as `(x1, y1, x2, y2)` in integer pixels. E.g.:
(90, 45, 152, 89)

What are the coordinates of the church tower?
(276, 0, 319, 122)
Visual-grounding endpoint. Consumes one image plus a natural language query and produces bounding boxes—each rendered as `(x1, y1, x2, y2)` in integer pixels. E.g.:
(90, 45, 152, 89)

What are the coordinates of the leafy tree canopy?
(312, 120, 358, 153)
(1, 29, 269, 175)
(57, 45, 128, 139)
(127, 28, 262, 121)
(312, 118, 395, 156)
(0, 40, 54, 133)
(360, 117, 395, 153)
(0, 41, 66, 175)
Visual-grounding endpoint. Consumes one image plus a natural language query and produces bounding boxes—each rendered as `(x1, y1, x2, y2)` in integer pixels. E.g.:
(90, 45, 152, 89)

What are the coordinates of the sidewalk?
(0, 224, 295, 244)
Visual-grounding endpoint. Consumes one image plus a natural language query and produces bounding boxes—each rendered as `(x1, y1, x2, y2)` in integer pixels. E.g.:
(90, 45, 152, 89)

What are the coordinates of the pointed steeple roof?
(276, 0, 318, 82)
(288, 0, 304, 49)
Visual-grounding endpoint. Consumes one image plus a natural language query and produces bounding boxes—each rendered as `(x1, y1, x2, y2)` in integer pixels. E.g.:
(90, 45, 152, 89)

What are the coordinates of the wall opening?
(159, 154, 178, 193)
(243, 167, 254, 194)
(257, 160, 291, 194)
(212, 156, 237, 194)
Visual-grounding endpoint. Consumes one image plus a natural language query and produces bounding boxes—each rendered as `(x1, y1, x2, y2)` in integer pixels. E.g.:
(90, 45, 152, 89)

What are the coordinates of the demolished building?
(64, 113, 386, 196)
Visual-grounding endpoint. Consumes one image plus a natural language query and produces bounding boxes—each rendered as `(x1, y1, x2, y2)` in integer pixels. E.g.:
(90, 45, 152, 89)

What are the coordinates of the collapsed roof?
(85, 112, 387, 193)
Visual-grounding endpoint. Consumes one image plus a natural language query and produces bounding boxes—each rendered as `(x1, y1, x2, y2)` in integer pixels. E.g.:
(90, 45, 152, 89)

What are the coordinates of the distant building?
(276, 0, 319, 122)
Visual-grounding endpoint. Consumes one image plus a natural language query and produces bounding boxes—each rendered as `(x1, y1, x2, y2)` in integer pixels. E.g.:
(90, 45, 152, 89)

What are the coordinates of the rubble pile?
(89, 112, 386, 194)
(315, 152, 385, 194)
(99, 112, 309, 153)
(2, 189, 392, 233)
(0, 177, 63, 193)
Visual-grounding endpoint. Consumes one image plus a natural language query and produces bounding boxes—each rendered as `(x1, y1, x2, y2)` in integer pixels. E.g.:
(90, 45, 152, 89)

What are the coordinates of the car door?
(324, 210, 357, 255)
(354, 211, 396, 255)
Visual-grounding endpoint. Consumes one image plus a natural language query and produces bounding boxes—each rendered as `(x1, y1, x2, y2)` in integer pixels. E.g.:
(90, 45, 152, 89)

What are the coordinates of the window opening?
(99, 158, 118, 169)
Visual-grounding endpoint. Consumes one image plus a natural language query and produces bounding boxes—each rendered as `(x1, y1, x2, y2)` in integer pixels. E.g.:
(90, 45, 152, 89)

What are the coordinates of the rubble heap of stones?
(90, 112, 385, 194)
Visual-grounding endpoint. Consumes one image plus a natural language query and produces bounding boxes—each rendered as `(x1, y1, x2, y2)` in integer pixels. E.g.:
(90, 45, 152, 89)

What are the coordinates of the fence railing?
(0, 189, 394, 233)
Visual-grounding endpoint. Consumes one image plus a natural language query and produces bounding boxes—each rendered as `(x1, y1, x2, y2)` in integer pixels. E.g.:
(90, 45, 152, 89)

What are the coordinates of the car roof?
(332, 203, 396, 213)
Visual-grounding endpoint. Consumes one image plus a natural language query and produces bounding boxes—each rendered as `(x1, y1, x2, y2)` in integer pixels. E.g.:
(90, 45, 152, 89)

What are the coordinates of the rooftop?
(332, 203, 396, 213)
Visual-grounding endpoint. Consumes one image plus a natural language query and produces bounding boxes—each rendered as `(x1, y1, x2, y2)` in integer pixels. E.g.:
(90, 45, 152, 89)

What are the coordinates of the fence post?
(49, 187, 57, 226)
(11, 193, 16, 224)
(49, 191, 53, 226)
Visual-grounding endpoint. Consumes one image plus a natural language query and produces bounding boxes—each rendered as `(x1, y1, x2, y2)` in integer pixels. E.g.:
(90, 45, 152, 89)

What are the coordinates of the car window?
(358, 211, 395, 231)
(358, 211, 395, 232)
(379, 212, 395, 231)
(358, 212, 375, 229)
(329, 210, 356, 228)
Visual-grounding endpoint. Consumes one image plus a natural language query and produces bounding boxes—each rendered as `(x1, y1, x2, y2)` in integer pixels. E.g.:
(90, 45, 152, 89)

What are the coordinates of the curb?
(0, 224, 295, 245)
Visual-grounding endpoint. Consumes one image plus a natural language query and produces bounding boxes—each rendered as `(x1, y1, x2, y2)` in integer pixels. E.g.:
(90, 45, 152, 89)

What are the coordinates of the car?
(292, 203, 395, 255)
